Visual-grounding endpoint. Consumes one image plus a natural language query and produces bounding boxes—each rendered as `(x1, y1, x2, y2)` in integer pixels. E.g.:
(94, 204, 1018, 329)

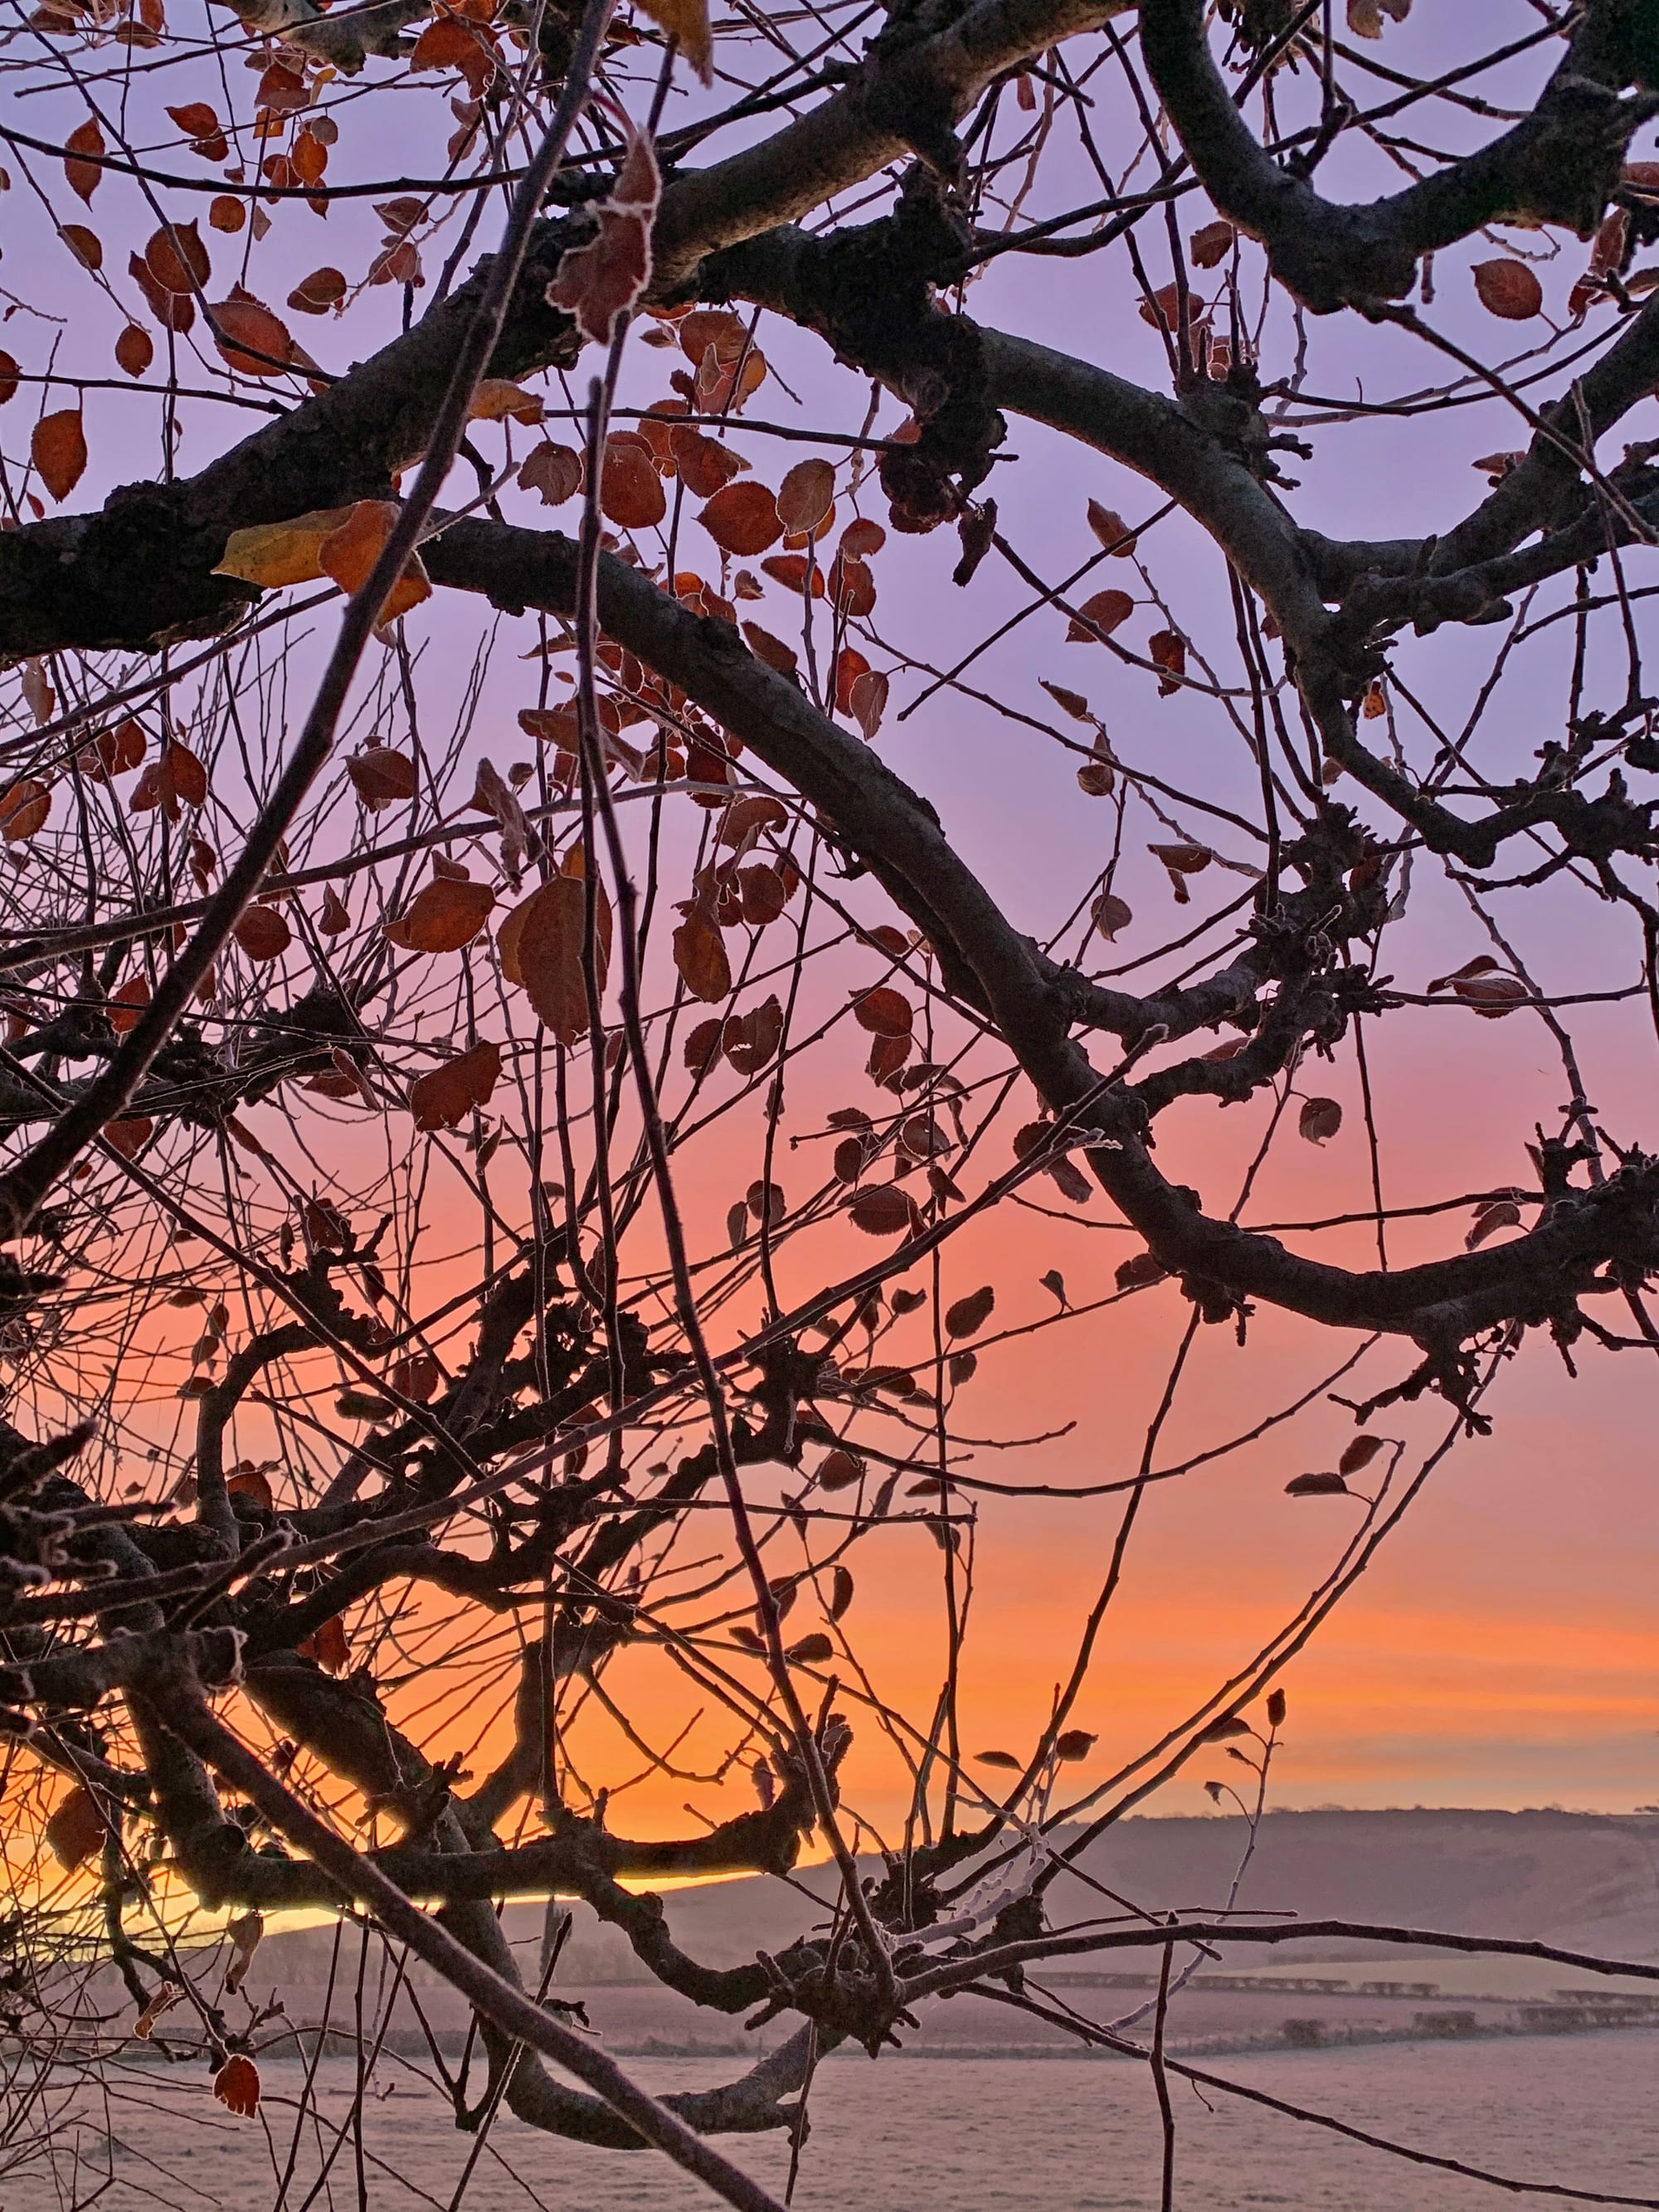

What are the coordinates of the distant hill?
(230, 1806, 1659, 2027)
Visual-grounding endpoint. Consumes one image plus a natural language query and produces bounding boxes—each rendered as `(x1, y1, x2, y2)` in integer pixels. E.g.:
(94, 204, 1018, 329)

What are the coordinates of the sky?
(5, 0, 1659, 1847)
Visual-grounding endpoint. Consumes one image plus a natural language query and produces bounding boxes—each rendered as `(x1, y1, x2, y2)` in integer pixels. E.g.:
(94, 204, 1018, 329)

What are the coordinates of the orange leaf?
(300, 1614, 352, 1673)
(632, 0, 712, 80)
(598, 436, 666, 529)
(672, 907, 731, 1003)
(208, 294, 294, 377)
(61, 225, 102, 271)
(144, 218, 210, 297)
(671, 425, 747, 499)
(319, 502, 431, 620)
(32, 411, 87, 503)
(64, 118, 105, 205)
(384, 878, 496, 952)
(107, 974, 152, 1033)
(701, 480, 782, 557)
(102, 1116, 154, 1159)
(0, 352, 18, 406)
(213, 2055, 260, 2117)
(546, 114, 659, 345)
(45, 1786, 109, 1869)
(0, 779, 51, 843)
(226, 1467, 275, 1510)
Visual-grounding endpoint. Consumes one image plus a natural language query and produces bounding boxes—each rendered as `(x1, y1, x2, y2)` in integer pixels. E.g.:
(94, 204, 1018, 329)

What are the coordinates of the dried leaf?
(849, 1185, 918, 1237)
(701, 480, 783, 557)
(785, 1631, 833, 1666)
(546, 112, 660, 345)
(0, 778, 51, 843)
(776, 457, 834, 537)
(521, 441, 584, 506)
(65, 119, 105, 204)
(1266, 1688, 1287, 1728)
(849, 669, 889, 740)
(1147, 628, 1186, 694)
(1286, 1471, 1350, 1496)
(385, 877, 496, 953)
(1466, 1198, 1522, 1250)
(599, 435, 667, 529)
(1116, 1250, 1168, 1291)
(469, 377, 542, 423)
(1339, 1435, 1387, 1475)
(815, 1449, 863, 1491)
(346, 748, 417, 810)
(723, 993, 783, 1074)
(853, 986, 912, 1038)
(0, 353, 20, 406)
(632, 0, 713, 81)
(976, 1749, 1021, 1770)
(32, 411, 87, 502)
(214, 2054, 260, 2117)
(1472, 258, 1543, 321)
(409, 1039, 503, 1130)
(1068, 588, 1132, 642)
(672, 907, 732, 1003)
(214, 504, 354, 590)
(517, 875, 611, 1043)
(1297, 1096, 1341, 1145)
(115, 323, 153, 378)
(45, 1786, 108, 1869)
(1190, 219, 1235, 268)
(1092, 892, 1132, 940)
(319, 500, 431, 621)
(134, 1983, 183, 2039)
(207, 294, 293, 377)
(1053, 1728, 1096, 1762)
(222, 1909, 264, 1994)
(1085, 502, 1136, 555)
(232, 904, 291, 963)
(944, 1285, 995, 1339)
(288, 265, 347, 315)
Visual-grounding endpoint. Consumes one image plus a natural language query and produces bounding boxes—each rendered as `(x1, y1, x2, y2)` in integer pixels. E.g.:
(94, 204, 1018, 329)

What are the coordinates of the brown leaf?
(1426, 954, 1498, 994)
(1466, 1198, 1522, 1250)
(599, 435, 667, 529)
(1297, 1096, 1341, 1145)
(742, 621, 797, 675)
(521, 441, 584, 506)
(722, 993, 782, 1074)
(208, 294, 293, 377)
(1085, 502, 1136, 555)
(64, 118, 105, 205)
(683, 1015, 723, 1074)
(632, 0, 713, 79)
(233, 905, 291, 963)
(214, 2054, 260, 2117)
(785, 1631, 833, 1666)
(409, 1039, 503, 1130)
(672, 426, 747, 499)
(384, 878, 496, 953)
(222, 1909, 264, 1994)
(0, 779, 51, 843)
(468, 377, 542, 424)
(1339, 1435, 1387, 1475)
(1092, 892, 1132, 940)
(107, 974, 151, 1033)
(1053, 1728, 1096, 1762)
(45, 1786, 109, 1869)
(776, 457, 834, 537)
(319, 887, 351, 936)
(546, 114, 659, 344)
(1068, 588, 1132, 643)
(976, 1749, 1022, 1770)
(347, 748, 417, 810)
(701, 480, 783, 557)
(1042, 680, 1092, 722)
(115, 323, 153, 377)
(61, 224, 102, 272)
(134, 1983, 183, 2039)
(1286, 1471, 1349, 1496)
(1472, 258, 1543, 321)
(1453, 973, 1529, 1017)
(32, 411, 86, 503)
(849, 1185, 918, 1237)
(288, 265, 347, 316)
(144, 217, 210, 298)
(1147, 628, 1186, 694)
(517, 875, 611, 1043)
(0, 352, 19, 406)
(944, 1285, 995, 1339)
(673, 907, 732, 1003)
(815, 1449, 863, 1491)
(1115, 1250, 1168, 1291)
(853, 986, 912, 1038)
(1190, 219, 1235, 268)
(849, 669, 888, 740)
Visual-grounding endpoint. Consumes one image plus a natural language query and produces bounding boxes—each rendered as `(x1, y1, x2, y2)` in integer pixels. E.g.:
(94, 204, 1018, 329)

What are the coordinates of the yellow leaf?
(213, 507, 354, 589)
(633, 0, 712, 82)
(468, 378, 543, 423)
